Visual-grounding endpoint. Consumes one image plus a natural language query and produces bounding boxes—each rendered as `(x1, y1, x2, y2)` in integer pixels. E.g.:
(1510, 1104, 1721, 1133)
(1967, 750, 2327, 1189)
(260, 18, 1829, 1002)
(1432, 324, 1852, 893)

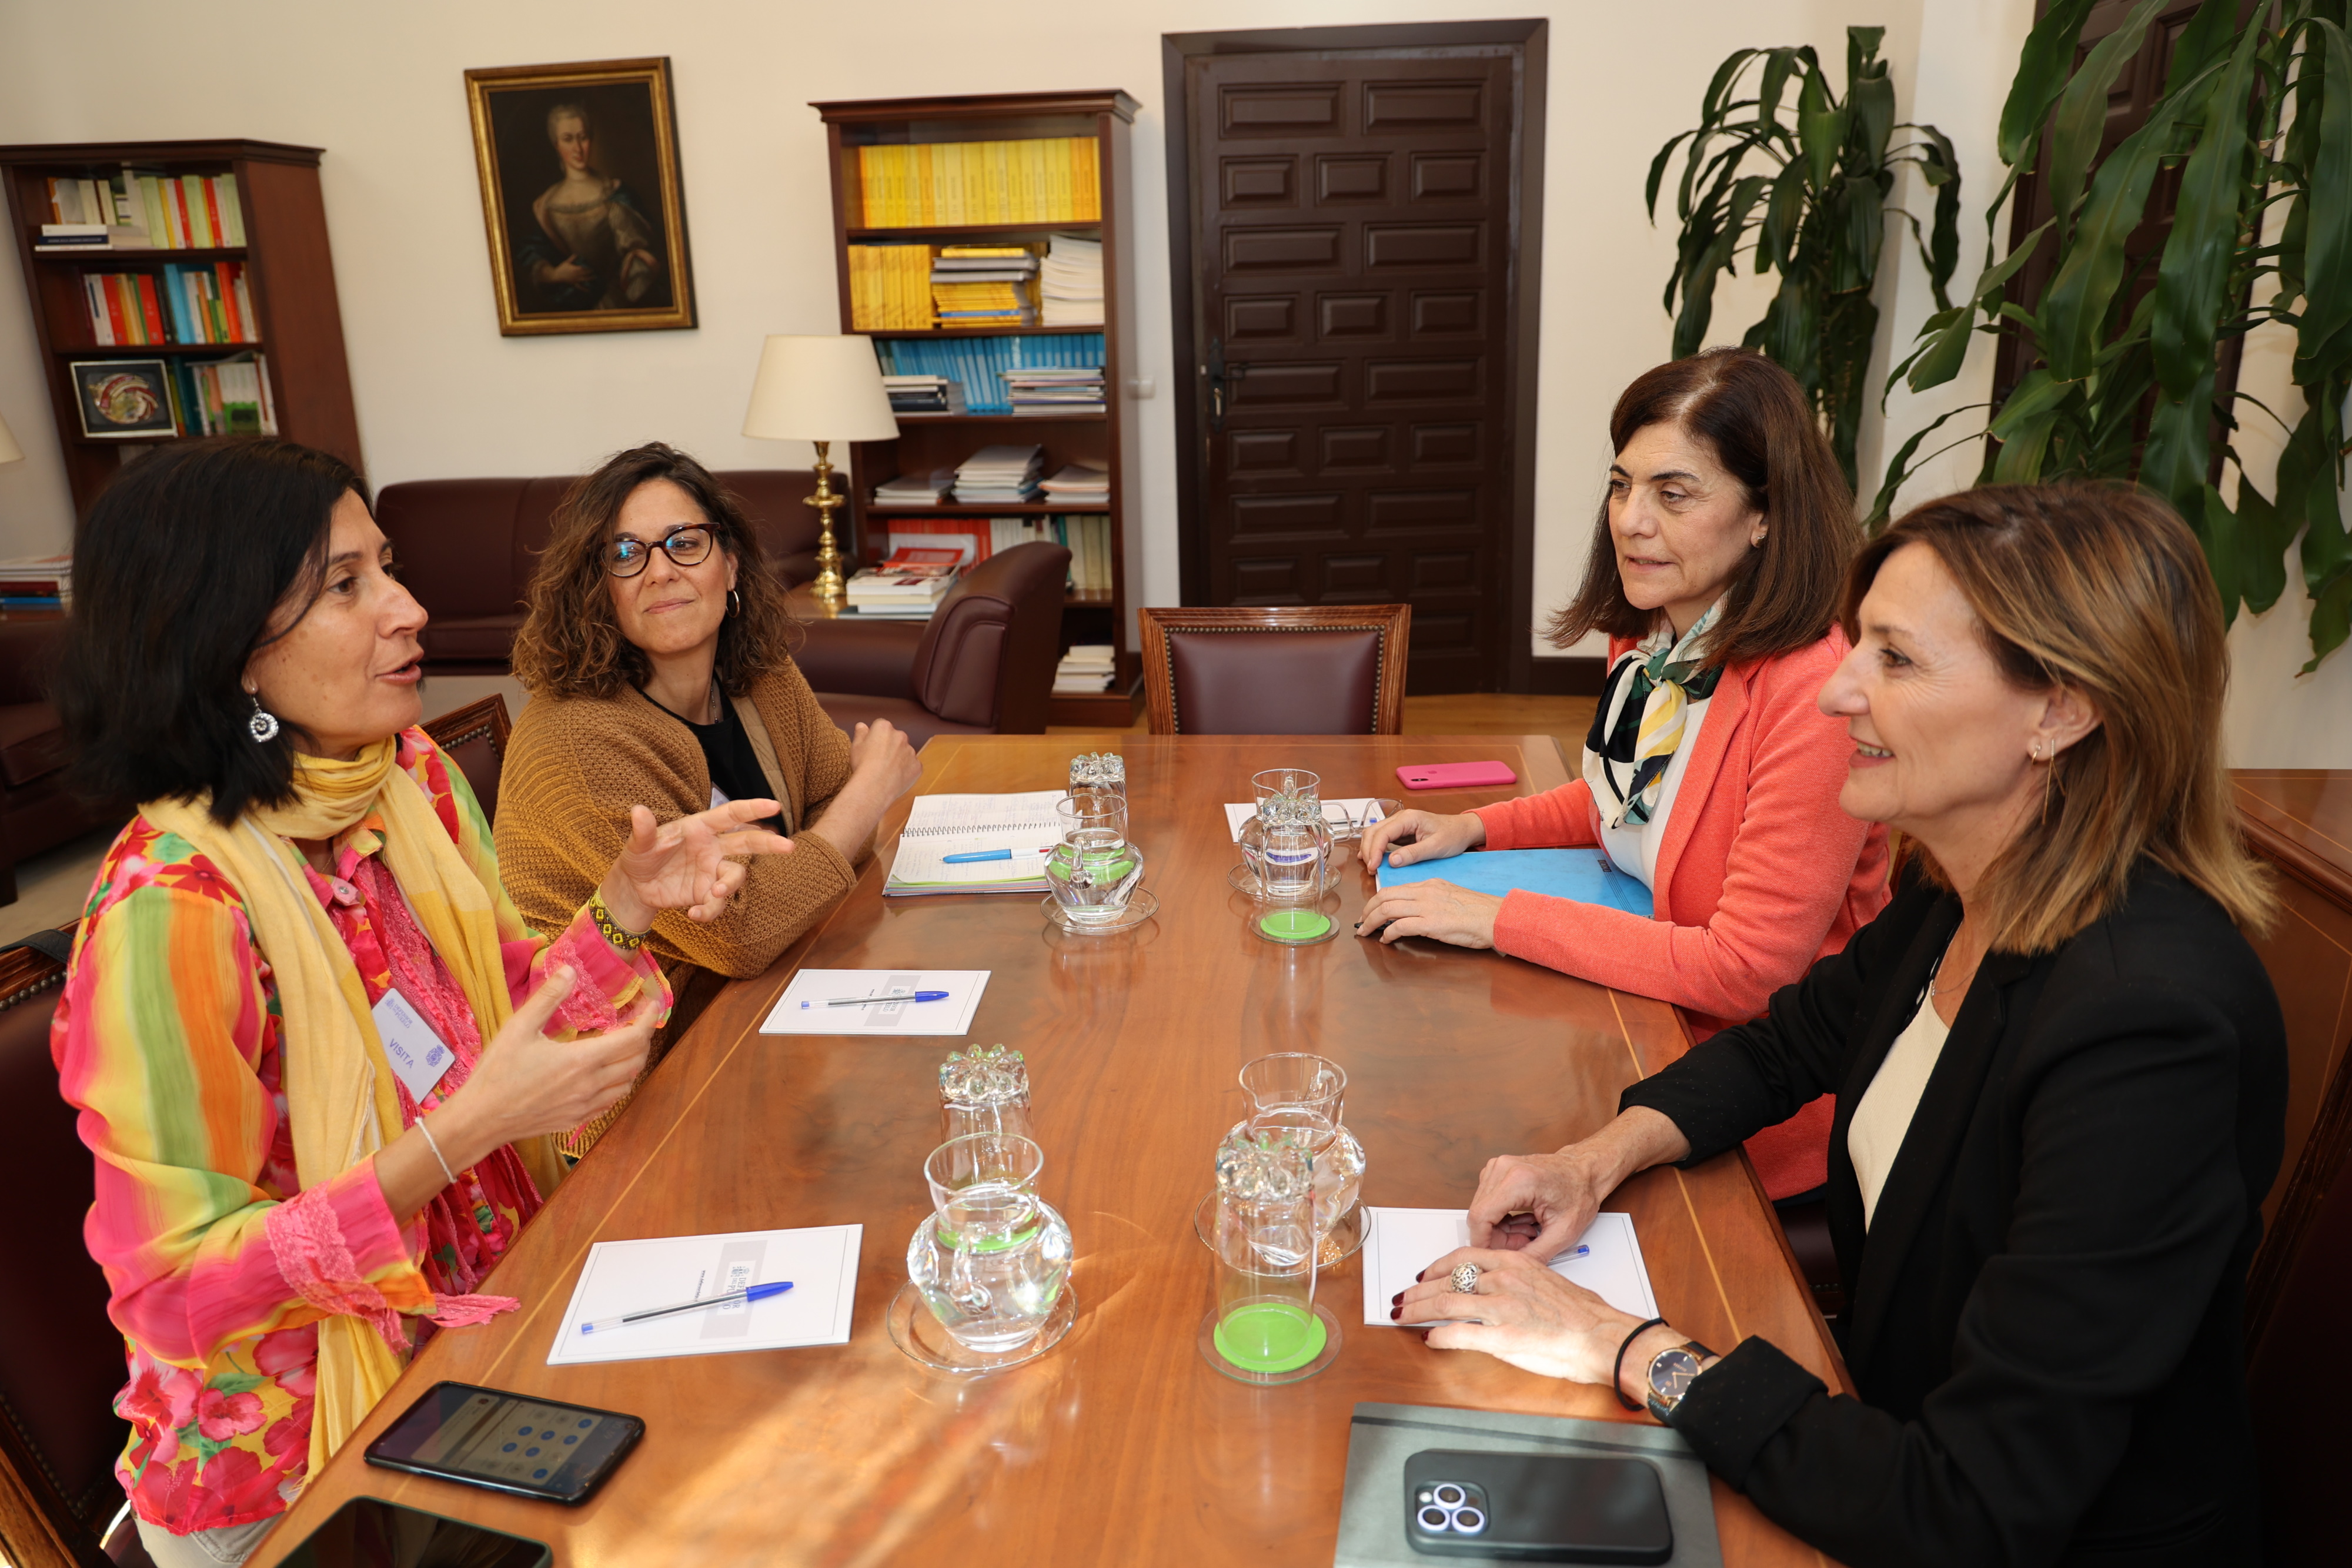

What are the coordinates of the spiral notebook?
(883, 790, 1069, 894)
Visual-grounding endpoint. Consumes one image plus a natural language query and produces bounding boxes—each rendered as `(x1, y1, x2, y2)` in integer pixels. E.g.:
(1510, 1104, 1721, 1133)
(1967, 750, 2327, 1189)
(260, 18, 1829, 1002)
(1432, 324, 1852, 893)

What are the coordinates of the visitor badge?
(372, 988, 455, 1102)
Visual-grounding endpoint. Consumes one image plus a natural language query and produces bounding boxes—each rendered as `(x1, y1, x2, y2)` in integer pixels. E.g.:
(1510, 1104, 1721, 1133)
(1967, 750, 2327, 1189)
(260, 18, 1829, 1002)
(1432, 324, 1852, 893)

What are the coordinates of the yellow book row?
(848, 245, 934, 330)
(856, 138, 1101, 228)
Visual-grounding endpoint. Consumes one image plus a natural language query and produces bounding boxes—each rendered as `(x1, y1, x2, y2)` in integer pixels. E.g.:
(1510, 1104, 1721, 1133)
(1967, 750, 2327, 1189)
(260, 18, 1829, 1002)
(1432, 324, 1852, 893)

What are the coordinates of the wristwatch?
(1642, 1339, 1720, 1425)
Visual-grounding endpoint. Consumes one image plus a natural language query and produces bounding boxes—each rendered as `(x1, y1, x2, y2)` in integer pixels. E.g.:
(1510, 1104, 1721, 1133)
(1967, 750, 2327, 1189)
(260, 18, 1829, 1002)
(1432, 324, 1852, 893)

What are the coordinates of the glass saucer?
(1197, 1300, 1342, 1385)
(886, 1279, 1076, 1376)
(1191, 1189, 1365, 1264)
(1040, 888, 1159, 935)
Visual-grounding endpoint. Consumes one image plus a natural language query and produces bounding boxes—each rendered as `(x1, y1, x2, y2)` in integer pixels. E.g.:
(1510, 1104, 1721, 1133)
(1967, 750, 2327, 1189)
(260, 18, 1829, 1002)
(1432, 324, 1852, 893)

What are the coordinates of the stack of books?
(873, 335, 1104, 415)
(1041, 462, 1110, 506)
(845, 549, 963, 618)
(0, 553, 72, 620)
(1040, 234, 1104, 326)
(881, 375, 963, 414)
(83, 262, 258, 346)
(856, 139, 1100, 226)
(873, 468, 954, 507)
(847, 245, 934, 330)
(1005, 367, 1104, 414)
(1054, 644, 1117, 696)
(932, 246, 1037, 328)
(35, 169, 245, 250)
(953, 445, 1044, 504)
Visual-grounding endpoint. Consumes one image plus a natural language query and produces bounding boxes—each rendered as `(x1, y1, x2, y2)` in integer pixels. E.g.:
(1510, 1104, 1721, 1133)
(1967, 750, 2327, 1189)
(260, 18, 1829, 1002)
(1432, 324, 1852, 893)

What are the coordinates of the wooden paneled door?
(1168, 24, 1546, 695)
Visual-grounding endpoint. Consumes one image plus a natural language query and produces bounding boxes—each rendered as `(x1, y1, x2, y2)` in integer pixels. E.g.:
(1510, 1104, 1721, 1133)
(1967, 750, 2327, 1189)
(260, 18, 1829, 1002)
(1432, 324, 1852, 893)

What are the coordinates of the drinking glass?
(906, 1134, 1073, 1354)
(1238, 791, 1331, 905)
(1251, 767, 1321, 811)
(1045, 794, 1145, 925)
(1068, 751, 1127, 801)
(938, 1044, 1035, 1145)
(1201, 1127, 1338, 1383)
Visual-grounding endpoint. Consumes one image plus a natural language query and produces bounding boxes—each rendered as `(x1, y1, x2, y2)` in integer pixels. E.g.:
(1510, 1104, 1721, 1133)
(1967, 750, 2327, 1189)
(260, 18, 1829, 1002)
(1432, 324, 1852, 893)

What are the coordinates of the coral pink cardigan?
(1471, 627, 1891, 1198)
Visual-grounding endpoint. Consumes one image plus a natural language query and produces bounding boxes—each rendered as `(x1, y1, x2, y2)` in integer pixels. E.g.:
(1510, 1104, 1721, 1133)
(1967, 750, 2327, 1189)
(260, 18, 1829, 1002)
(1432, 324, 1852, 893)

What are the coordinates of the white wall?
(2, 0, 2342, 758)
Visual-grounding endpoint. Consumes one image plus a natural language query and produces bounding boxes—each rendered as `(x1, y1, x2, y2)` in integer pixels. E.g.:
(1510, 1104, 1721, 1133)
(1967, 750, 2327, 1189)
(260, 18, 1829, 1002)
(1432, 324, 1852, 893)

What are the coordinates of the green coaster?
(1257, 908, 1333, 942)
(1212, 1300, 1328, 1373)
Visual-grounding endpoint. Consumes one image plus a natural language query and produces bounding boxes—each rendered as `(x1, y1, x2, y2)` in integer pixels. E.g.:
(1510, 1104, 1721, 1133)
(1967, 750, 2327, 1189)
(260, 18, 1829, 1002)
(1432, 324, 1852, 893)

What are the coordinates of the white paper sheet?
(759, 969, 990, 1036)
(886, 790, 1068, 893)
(546, 1225, 861, 1365)
(1359, 1208, 1658, 1326)
(1224, 798, 1387, 842)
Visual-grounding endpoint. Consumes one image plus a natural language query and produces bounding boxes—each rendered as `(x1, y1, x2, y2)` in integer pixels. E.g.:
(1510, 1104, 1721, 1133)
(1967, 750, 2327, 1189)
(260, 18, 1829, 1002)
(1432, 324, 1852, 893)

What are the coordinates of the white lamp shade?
(741, 335, 900, 444)
(0, 409, 21, 466)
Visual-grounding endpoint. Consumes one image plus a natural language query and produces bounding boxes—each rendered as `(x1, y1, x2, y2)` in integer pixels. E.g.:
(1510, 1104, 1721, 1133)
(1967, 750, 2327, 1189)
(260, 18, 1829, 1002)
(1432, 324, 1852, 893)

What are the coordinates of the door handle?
(1207, 337, 1249, 432)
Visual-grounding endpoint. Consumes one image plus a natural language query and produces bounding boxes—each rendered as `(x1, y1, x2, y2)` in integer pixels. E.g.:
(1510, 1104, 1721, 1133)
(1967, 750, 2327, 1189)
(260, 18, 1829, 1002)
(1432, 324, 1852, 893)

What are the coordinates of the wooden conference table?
(259, 735, 1849, 1567)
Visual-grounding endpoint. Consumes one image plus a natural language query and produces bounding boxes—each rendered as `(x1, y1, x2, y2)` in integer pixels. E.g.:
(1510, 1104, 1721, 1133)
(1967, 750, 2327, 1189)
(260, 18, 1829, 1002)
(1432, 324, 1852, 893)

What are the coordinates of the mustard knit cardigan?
(495, 658, 861, 982)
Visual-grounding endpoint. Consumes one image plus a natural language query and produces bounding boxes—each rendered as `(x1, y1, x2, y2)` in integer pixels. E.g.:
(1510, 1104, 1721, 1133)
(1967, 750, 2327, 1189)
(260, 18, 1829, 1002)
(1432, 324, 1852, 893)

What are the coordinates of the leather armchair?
(793, 542, 1071, 748)
(0, 620, 114, 906)
(376, 469, 823, 674)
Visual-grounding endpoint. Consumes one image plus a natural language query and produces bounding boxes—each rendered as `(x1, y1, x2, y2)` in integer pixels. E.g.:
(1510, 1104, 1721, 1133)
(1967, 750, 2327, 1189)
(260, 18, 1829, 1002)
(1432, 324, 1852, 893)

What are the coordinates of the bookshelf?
(0, 139, 362, 521)
(811, 91, 1141, 727)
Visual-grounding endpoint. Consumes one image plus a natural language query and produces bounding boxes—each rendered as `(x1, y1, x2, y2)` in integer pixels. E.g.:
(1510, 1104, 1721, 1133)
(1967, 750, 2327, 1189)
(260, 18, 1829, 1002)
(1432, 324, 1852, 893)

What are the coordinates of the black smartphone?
(365, 1381, 643, 1505)
(275, 1496, 549, 1566)
(1404, 1449, 1673, 1563)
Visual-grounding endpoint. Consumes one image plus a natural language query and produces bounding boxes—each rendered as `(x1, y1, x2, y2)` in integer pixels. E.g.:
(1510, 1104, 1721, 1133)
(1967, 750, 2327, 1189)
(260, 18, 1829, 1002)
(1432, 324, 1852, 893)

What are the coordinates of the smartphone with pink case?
(1396, 760, 1519, 791)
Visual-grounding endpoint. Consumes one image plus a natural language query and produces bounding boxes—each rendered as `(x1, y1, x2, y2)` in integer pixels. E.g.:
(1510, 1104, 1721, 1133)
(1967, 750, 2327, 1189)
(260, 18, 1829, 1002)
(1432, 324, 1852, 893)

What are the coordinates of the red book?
(216, 263, 245, 342)
(170, 180, 195, 250)
(100, 275, 129, 345)
(201, 178, 225, 248)
(135, 274, 168, 343)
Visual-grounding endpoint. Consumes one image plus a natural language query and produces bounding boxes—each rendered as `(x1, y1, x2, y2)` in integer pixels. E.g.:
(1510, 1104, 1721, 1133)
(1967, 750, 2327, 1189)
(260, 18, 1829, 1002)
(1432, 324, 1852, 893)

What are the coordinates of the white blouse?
(1848, 977, 1954, 1229)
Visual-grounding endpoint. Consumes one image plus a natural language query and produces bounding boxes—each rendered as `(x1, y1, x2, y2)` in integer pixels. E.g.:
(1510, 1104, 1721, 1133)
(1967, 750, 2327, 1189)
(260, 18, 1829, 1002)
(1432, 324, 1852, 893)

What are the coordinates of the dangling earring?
(246, 691, 280, 743)
(727, 589, 742, 618)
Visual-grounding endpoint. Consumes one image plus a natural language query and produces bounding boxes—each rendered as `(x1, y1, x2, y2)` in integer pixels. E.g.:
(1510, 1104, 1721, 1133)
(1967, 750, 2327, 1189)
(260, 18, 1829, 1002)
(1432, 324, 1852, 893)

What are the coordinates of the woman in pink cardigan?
(1358, 350, 1889, 1199)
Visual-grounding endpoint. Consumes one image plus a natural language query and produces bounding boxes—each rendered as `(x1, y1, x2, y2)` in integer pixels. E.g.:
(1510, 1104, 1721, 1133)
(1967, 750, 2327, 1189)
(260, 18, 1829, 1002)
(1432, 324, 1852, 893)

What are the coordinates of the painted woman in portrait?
(517, 101, 669, 312)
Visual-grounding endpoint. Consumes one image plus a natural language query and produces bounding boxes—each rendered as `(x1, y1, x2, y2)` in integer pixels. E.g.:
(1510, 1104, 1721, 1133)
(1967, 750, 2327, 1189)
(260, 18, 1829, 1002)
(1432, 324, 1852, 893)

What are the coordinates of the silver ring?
(1450, 1263, 1480, 1293)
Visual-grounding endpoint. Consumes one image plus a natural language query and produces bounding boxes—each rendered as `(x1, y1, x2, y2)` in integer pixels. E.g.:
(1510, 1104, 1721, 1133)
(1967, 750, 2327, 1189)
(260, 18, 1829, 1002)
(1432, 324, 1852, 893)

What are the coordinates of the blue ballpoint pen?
(940, 847, 1054, 864)
(580, 1281, 792, 1335)
(801, 989, 951, 1008)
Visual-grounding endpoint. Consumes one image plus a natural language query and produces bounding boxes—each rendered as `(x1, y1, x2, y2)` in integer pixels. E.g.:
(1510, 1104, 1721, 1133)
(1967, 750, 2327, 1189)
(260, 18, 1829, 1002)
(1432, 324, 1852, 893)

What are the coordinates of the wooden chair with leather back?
(0, 926, 153, 1568)
(1138, 605, 1411, 735)
(422, 694, 513, 828)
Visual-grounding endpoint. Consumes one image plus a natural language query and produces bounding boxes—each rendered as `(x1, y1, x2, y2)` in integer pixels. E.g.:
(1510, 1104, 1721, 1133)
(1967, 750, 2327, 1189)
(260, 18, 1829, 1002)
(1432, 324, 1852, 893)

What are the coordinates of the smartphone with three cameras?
(1404, 1449, 1672, 1563)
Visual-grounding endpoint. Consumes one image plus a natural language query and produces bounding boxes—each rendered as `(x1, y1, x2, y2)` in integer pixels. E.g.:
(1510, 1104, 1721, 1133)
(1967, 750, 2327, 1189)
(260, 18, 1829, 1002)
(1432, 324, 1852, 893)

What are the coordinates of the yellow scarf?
(142, 738, 565, 1482)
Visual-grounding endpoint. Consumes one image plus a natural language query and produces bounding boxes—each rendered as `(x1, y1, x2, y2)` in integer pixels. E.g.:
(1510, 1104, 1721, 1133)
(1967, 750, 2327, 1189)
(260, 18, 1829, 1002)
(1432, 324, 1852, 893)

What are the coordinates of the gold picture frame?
(463, 57, 696, 336)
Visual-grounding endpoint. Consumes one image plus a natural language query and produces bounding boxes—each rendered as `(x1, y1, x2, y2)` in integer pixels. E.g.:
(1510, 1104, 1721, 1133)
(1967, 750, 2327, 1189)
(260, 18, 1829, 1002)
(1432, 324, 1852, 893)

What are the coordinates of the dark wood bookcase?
(810, 91, 1142, 726)
(0, 138, 362, 522)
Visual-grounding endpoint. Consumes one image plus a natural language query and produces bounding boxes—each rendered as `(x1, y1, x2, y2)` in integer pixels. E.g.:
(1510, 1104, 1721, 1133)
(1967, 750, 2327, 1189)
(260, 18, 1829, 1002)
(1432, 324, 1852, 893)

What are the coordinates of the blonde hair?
(1845, 484, 2271, 952)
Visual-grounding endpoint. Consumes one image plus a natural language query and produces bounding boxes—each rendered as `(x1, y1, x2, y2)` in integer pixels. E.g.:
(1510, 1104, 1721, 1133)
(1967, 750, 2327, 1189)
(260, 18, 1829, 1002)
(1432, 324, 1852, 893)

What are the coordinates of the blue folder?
(1374, 847, 1654, 915)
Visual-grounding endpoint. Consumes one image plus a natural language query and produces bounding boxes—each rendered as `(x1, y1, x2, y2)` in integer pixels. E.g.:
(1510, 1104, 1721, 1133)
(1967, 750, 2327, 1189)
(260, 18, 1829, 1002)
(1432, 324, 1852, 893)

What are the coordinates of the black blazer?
(1621, 861, 2285, 1568)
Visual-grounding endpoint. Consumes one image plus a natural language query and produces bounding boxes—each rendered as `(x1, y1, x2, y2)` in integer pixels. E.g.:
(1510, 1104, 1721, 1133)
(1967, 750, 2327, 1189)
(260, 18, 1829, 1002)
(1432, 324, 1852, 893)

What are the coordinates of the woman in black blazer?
(1398, 485, 2284, 1568)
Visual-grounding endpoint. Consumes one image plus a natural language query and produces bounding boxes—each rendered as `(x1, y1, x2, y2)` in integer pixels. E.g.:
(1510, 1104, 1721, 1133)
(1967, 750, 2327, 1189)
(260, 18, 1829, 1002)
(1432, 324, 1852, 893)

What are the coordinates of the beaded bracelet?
(590, 889, 649, 952)
(1613, 1315, 1669, 1410)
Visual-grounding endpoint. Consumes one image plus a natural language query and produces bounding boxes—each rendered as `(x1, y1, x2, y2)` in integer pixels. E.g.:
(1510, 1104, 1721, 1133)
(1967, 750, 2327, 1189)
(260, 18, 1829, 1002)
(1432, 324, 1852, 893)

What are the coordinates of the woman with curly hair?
(496, 443, 921, 1138)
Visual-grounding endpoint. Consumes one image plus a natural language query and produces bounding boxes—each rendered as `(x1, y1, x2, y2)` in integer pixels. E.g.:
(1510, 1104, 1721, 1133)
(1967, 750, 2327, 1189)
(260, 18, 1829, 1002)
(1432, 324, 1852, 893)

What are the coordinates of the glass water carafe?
(1238, 790, 1332, 905)
(1045, 793, 1145, 925)
(906, 1134, 1073, 1354)
(1235, 1053, 1364, 1246)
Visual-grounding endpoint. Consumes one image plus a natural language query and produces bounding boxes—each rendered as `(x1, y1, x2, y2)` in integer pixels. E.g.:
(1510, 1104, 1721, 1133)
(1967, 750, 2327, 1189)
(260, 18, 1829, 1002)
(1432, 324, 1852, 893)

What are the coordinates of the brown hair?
(510, 443, 799, 701)
(1846, 484, 2272, 951)
(1546, 348, 1857, 668)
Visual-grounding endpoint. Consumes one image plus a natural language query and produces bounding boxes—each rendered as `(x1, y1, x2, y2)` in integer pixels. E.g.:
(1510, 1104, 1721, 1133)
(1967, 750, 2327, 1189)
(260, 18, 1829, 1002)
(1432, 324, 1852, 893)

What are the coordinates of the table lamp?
(742, 336, 900, 609)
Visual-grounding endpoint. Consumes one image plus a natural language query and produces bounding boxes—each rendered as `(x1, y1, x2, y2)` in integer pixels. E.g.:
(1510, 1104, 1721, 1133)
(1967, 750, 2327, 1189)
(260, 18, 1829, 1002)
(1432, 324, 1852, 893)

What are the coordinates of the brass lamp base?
(806, 439, 848, 610)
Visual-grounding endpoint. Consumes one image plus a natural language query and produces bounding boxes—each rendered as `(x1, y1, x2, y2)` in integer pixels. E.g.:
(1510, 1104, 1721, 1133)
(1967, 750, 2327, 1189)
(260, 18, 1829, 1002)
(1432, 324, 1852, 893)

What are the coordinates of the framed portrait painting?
(465, 57, 696, 335)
